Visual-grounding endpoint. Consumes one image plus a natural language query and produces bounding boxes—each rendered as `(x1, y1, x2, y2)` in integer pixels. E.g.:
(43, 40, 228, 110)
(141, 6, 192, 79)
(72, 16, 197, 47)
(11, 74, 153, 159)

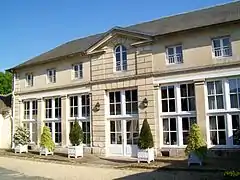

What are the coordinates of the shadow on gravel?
(0, 167, 53, 180)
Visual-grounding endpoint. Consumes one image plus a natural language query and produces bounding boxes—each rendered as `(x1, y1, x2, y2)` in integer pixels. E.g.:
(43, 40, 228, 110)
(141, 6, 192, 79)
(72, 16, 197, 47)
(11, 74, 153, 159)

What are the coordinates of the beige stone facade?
(9, 4, 240, 157)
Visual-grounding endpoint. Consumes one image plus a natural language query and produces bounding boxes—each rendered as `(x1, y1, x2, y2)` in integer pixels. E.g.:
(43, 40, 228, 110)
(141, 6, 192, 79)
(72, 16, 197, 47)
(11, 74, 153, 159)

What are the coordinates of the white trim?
(153, 67, 240, 84)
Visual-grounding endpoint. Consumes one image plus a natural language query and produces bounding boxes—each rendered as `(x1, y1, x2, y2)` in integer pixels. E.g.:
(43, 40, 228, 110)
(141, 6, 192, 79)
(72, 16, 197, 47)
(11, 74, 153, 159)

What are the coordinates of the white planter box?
(137, 148, 154, 163)
(39, 147, 54, 156)
(68, 145, 83, 158)
(188, 152, 202, 166)
(14, 144, 28, 154)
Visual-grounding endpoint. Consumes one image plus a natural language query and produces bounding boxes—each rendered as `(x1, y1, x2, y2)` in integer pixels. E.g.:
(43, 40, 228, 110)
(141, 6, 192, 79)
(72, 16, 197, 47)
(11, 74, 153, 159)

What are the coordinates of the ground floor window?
(126, 119, 139, 145)
(162, 116, 196, 146)
(110, 120, 122, 144)
(23, 121, 37, 143)
(69, 120, 91, 146)
(45, 121, 62, 144)
(209, 115, 226, 145)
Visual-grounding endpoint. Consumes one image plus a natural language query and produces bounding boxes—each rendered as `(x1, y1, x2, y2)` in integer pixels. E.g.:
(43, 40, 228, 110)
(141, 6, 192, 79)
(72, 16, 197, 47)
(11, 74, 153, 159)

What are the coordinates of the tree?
(138, 118, 154, 149)
(40, 126, 55, 151)
(0, 71, 12, 95)
(69, 120, 83, 146)
(185, 123, 207, 158)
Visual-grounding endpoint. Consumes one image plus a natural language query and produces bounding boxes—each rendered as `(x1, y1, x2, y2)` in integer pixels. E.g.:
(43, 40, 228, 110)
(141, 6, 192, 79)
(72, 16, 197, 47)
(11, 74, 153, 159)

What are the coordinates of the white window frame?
(166, 45, 183, 64)
(72, 63, 83, 80)
(68, 94, 90, 120)
(114, 45, 127, 72)
(107, 89, 138, 118)
(45, 97, 61, 120)
(44, 121, 62, 145)
(47, 69, 56, 84)
(212, 36, 232, 58)
(159, 83, 196, 148)
(25, 73, 33, 87)
(205, 77, 240, 148)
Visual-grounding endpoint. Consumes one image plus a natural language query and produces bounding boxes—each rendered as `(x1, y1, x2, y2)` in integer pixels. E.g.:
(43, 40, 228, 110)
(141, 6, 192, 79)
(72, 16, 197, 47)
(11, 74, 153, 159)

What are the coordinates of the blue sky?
(0, 0, 233, 71)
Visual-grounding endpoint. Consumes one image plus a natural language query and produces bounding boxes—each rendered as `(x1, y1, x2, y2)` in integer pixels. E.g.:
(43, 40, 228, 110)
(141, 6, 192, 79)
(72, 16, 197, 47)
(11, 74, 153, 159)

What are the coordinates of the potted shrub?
(68, 120, 84, 158)
(137, 118, 154, 163)
(39, 126, 55, 156)
(13, 126, 30, 154)
(185, 123, 207, 166)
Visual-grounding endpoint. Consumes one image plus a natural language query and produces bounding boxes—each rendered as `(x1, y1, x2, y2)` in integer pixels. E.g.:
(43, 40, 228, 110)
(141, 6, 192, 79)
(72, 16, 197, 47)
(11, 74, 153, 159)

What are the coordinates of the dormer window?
(166, 45, 183, 64)
(115, 45, 127, 71)
(212, 36, 232, 58)
(47, 69, 56, 83)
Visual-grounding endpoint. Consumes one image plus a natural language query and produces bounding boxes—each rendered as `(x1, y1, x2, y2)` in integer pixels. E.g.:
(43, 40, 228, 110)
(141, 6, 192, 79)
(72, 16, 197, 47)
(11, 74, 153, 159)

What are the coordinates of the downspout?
(11, 71, 16, 149)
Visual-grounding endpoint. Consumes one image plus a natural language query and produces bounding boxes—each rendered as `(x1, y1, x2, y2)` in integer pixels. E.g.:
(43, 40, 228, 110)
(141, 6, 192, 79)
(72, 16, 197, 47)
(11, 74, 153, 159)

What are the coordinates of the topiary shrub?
(69, 120, 83, 146)
(138, 118, 154, 149)
(185, 123, 207, 159)
(40, 126, 55, 151)
(13, 126, 30, 145)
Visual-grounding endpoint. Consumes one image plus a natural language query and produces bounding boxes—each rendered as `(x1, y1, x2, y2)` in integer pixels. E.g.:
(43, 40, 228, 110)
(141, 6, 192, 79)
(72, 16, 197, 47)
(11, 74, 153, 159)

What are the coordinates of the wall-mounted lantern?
(142, 98, 148, 108)
(93, 102, 100, 112)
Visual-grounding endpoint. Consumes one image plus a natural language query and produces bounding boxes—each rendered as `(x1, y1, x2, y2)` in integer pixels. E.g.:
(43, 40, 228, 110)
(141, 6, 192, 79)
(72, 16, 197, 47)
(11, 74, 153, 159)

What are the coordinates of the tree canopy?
(0, 71, 12, 95)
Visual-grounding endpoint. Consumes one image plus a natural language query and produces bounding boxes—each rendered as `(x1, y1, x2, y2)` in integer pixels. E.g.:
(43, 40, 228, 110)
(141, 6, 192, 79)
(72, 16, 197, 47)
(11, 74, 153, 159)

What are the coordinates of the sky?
(0, 0, 234, 71)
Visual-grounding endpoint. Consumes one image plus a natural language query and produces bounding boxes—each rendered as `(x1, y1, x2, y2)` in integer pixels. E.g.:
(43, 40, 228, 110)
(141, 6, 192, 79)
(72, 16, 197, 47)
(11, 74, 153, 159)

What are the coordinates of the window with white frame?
(47, 69, 56, 83)
(126, 119, 139, 145)
(161, 83, 196, 146)
(110, 120, 122, 144)
(45, 97, 61, 119)
(207, 80, 224, 110)
(45, 122, 62, 144)
(69, 94, 90, 118)
(109, 89, 138, 116)
(73, 63, 83, 79)
(115, 45, 127, 71)
(206, 77, 240, 147)
(212, 37, 232, 58)
(23, 100, 38, 143)
(70, 121, 90, 145)
(25, 73, 33, 87)
(166, 45, 183, 64)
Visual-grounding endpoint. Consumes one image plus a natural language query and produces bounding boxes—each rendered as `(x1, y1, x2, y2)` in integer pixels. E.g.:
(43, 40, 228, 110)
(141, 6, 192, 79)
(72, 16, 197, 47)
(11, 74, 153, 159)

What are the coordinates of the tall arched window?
(115, 45, 127, 71)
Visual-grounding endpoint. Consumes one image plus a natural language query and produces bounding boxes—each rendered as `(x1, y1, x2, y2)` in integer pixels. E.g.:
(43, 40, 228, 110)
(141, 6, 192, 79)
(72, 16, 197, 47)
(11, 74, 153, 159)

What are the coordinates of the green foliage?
(69, 120, 83, 146)
(40, 126, 55, 151)
(185, 123, 207, 159)
(138, 118, 154, 149)
(0, 71, 12, 95)
(233, 128, 240, 145)
(13, 126, 30, 145)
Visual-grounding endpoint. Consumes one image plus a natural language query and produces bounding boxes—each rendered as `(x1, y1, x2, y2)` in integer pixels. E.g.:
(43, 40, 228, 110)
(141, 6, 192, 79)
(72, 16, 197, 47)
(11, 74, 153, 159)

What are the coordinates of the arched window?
(115, 45, 127, 71)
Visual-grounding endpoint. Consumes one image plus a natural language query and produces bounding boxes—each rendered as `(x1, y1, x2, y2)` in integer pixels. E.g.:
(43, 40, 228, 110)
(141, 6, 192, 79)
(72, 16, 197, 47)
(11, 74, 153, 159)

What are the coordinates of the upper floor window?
(69, 94, 90, 118)
(45, 97, 61, 119)
(115, 45, 127, 71)
(25, 73, 33, 87)
(207, 80, 224, 110)
(73, 63, 83, 79)
(47, 69, 56, 83)
(166, 45, 183, 64)
(109, 89, 138, 116)
(212, 37, 232, 58)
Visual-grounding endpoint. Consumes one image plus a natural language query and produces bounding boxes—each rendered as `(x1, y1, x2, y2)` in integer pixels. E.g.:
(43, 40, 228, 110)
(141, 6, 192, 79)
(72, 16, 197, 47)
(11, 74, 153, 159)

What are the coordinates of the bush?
(138, 118, 154, 149)
(40, 126, 55, 151)
(185, 123, 207, 159)
(13, 126, 30, 145)
(69, 120, 83, 146)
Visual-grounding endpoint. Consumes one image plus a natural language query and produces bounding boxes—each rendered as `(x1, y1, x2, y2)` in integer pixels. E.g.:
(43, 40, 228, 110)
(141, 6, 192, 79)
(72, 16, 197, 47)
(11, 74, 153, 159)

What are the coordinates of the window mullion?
(122, 91, 126, 115)
(30, 101, 33, 120)
(178, 116, 183, 146)
(79, 96, 82, 118)
(176, 84, 181, 113)
(52, 99, 55, 119)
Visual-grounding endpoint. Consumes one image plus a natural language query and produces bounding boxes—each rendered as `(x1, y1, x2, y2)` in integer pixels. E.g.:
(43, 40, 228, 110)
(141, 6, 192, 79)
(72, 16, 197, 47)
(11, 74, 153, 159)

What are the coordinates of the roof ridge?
(125, 1, 239, 29)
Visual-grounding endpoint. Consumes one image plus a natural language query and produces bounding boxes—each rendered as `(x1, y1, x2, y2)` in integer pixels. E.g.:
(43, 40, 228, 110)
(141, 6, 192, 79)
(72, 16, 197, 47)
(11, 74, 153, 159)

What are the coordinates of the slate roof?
(9, 1, 240, 71)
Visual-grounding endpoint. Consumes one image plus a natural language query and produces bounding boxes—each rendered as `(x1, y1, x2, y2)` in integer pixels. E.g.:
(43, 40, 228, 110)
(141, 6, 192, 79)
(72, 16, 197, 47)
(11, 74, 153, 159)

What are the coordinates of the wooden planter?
(39, 147, 54, 156)
(68, 145, 83, 158)
(14, 144, 28, 154)
(137, 148, 154, 163)
(188, 152, 203, 166)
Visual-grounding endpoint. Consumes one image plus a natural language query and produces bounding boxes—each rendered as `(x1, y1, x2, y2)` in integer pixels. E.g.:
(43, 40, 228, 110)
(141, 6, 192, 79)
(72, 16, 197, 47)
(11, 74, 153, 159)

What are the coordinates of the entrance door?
(108, 119, 139, 157)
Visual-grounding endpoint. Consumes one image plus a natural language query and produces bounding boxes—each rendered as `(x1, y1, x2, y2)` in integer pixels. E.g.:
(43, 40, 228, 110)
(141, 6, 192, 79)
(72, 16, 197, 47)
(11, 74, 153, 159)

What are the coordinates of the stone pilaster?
(37, 98, 44, 146)
(61, 96, 68, 147)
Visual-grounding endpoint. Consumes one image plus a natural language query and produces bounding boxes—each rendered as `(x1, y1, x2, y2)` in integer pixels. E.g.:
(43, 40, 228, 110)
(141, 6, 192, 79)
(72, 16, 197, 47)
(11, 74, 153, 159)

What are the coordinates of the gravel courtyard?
(0, 157, 223, 180)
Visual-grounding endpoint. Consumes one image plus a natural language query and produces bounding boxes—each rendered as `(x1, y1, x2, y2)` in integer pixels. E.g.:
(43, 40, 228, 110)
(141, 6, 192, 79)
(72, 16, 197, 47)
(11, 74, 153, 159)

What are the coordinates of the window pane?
(122, 51, 127, 61)
(125, 90, 131, 102)
(181, 98, 188, 111)
(126, 120, 131, 132)
(170, 132, 177, 145)
(208, 96, 215, 109)
(116, 53, 121, 62)
(132, 90, 138, 101)
(115, 46, 120, 52)
(232, 115, 240, 129)
(230, 94, 238, 108)
(163, 118, 169, 131)
(161, 87, 168, 99)
(109, 92, 114, 103)
(229, 79, 237, 93)
(188, 98, 196, 111)
(162, 100, 168, 112)
(188, 84, 195, 96)
(168, 86, 175, 98)
(170, 118, 176, 131)
(210, 131, 217, 145)
(182, 118, 189, 131)
(132, 102, 138, 114)
(121, 46, 127, 52)
(215, 81, 223, 94)
(213, 39, 221, 48)
(238, 79, 240, 92)
(207, 82, 215, 95)
(209, 116, 217, 130)
(127, 133, 132, 144)
(169, 100, 175, 112)
(116, 104, 121, 115)
(217, 116, 225, 129)
(218, 131, 226, 145)
(216, 95, 224, 109)
(110, 121, 115, 132)
(180, 84, 187, 97)
(111, 133, 115, 144)
(222, 38, 230, 47)
(176, 46, 182, 54)
(126, 103, 131, 114)
(167, 47, 174, 55)
(183, 132, 189, 145)
(117, 133, 122, 144)
(163, 132, 170, 145)
(116, 121, 121, 132)
(115, 92, 121, 102)
(110, 104, 115, 115)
